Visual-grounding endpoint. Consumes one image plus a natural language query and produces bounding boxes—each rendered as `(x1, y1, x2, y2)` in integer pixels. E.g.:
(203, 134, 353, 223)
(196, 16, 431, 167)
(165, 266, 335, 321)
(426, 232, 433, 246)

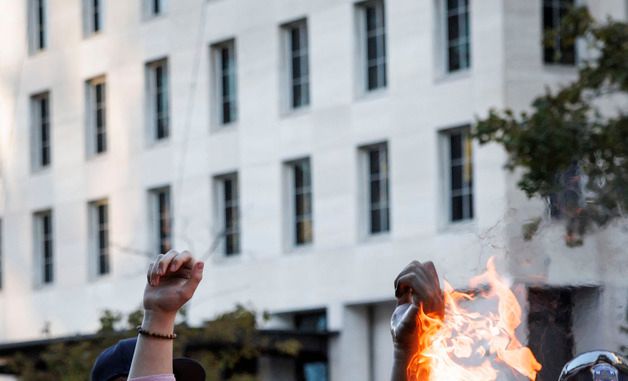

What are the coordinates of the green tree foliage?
(7, 306, 301, 381)
(474, 7, 628, 244)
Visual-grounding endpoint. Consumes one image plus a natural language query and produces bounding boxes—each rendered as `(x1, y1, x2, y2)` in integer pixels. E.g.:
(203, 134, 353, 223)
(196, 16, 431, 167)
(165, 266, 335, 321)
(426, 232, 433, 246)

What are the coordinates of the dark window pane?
(156, 190, 171, 253)
(224, 179, 233, 200)
(222, 102, 232, 124)
(294, 164, 305, 188)
(97, 132, 105, 153)
(451, 195, 464, 221)
(447, 0, 458, 11)
(99, 253, 109, 274)
(37, 0, 46, 49)
(98, 204, 106, 224)
(367, 66, 379, 90)
(226, 233, 239, 255)
(225, 206, 236, 227)
(370, 208, 382, 233)
(222, 176, 240, 255)
(292, 56, 302, 79)
(291, 28, 301, 51)
(370, 179, 381, 205)
(221, 48, 230, 70)
(451, 165, 463, 191)
(98, 229, 107, 249)
(448, 15, 460, 41)
(93, 0, 100, 31)
(450, 133, 462, 160)
(41, 145, 50, 167)
(448, 46, 460, 72)
(543, 6, 554, 29)
(366, 6, 377, 31)
(40, 122, 48, 141)
(367, 36, 378, 60)
(292, 84, 303, 108)
(369, 150, 381, 175)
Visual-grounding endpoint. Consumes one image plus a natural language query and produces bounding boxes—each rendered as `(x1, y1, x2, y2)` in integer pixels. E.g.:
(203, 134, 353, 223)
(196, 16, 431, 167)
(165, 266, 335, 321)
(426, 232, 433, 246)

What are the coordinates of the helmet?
(558, 351, 628, 381)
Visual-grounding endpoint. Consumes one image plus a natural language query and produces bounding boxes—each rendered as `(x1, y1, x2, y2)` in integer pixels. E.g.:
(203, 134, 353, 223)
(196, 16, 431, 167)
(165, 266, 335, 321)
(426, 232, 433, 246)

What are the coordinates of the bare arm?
(129, 250, 204, 378)
(390, 261, 443, 381)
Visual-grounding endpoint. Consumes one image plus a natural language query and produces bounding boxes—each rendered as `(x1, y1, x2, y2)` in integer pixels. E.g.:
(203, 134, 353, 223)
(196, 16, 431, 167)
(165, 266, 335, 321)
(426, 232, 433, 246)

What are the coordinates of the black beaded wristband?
(136, 325, 177, 340)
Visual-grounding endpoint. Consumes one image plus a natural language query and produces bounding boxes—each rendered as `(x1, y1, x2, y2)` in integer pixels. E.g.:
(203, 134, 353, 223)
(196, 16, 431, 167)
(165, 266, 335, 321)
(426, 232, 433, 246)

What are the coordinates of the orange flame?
(407, 258, 542, 381)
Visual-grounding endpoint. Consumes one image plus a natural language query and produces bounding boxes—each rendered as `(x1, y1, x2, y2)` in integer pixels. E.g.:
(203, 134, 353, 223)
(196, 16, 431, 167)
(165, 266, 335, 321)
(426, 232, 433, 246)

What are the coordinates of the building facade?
(0, 0, 627, 380)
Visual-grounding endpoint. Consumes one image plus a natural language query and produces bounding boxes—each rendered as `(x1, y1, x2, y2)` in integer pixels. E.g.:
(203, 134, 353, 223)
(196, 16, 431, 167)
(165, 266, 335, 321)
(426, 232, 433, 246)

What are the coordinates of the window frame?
(83, 0, 104, 37)
(444, 0, 471, 73)
(355, 0, 387, 94)
(213, 173, 240, 257)
(439, 126, 474, 225)
(30, 91, 51, 172)
(33, 210, 54, 287)
(359, 142, 390, 237)
(285, 158, 314, 248)
(86, 76, 107, 156)
(89, 199, 110, 278)
(210, 39, 238, 127)
(28, 0, 48, 53)
(149, 186, 172, 255)
(281, 18, 310, 112)
(145, 58, 170, 143)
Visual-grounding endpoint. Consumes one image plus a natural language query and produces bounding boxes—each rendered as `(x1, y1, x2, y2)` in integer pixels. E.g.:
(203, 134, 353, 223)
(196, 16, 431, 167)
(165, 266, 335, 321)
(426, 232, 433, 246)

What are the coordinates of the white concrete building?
(0, 0, 627, 380)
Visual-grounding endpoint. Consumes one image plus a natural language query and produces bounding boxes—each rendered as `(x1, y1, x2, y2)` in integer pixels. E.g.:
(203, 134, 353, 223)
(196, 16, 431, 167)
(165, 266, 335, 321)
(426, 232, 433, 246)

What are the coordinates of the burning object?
(407, 258, 542, 381)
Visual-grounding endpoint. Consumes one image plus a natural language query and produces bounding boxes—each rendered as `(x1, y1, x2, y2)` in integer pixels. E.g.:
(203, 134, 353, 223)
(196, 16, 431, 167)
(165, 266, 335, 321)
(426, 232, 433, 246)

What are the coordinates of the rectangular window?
(543, 0, 576, 65)
(287, 159, 313, 246)
(211, 40, 238, 125)
(31, 92, 51, 170)
(146, 59, 169, 141)
(29, 0, 47, 52)
(445, 0, 471, 72)
(362, 143, 390, 234)
(83, 0, 103, 35)
(150, 187, 171, 254)
(358, 0, 387, 91)
(215, 174, 240, 256)
(34, 210, 53, 285)
(86, 77, 107, 155)
(443, 127, 474, 222)
(89, 200, 109, 276)
(283, 20, 310, 110)
(144, 0, 165, 18)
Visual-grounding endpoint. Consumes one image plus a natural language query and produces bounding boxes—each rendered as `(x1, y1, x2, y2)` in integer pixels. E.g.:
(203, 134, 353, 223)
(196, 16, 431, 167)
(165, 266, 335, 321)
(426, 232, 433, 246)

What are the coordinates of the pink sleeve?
(128, 375, 175, 381)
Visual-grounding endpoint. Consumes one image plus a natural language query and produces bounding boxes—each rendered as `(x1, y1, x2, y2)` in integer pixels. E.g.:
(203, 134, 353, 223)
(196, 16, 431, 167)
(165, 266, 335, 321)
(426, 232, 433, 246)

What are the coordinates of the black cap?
(91, 337, 205, 381)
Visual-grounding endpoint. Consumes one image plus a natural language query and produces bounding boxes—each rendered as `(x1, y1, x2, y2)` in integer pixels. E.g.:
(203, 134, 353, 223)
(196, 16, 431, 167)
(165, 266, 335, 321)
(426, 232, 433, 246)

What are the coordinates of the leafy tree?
(474, 6, 628, 245)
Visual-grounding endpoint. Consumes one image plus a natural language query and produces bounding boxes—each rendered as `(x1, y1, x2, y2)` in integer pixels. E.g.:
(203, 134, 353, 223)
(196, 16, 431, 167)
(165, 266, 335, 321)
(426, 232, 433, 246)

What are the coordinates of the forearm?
(391, 346, 414, 381)
(129, 311, 176, 378)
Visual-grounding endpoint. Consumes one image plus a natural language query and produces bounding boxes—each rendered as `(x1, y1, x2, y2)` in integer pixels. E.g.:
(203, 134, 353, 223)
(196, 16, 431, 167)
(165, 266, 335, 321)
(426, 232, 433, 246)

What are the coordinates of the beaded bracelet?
(136, 325, 177, 340)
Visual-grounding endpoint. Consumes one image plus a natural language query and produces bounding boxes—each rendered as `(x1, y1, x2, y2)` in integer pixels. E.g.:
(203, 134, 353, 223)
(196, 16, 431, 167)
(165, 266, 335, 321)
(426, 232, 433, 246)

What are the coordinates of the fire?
(407, 258, 542, 381)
